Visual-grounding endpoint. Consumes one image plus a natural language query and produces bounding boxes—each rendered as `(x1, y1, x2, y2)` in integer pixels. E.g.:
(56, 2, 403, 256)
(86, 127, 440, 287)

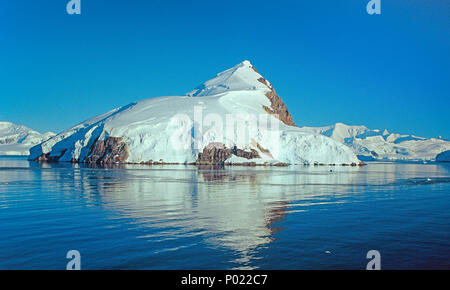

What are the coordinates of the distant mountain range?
(301, 123, 450, 161)
(0, 122, 55, 156)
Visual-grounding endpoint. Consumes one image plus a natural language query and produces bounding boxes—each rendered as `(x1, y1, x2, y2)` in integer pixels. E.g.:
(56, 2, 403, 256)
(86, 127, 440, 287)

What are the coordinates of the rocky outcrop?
(84, 137, 129, 164)
(31, 136, 129, 164)
(257, 77, 296, 127)
(252, 140, 274, 159)
(231, 146, 260, 160)
(34, 149, 67, 162)
(196, 142, 261, 165)
(196, 143, 232, 165)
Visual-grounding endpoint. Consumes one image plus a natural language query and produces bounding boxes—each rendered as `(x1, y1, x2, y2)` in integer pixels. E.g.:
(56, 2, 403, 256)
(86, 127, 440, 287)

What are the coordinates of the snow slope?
(0, 122, 55, 155)
(301, 123, 450, 161)
(436, 150, 450, 162)
(187, 60, 270, 97)
(29, 61, 360, 165)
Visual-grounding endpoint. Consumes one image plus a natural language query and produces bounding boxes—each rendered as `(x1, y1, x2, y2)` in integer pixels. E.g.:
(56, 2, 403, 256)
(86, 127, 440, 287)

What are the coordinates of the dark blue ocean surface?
(0, 156, 449, 269)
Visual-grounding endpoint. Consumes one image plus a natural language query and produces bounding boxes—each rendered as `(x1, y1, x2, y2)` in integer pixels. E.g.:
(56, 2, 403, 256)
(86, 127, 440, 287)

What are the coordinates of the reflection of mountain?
(3, 160, 450, 269)
(80, 166, 285, 268)
(50, 164, 364, 268)
(17, 163, 369, 269)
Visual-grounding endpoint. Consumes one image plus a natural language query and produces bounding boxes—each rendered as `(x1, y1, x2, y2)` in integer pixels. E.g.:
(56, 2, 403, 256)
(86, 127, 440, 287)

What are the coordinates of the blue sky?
(1, 0, 449, 138)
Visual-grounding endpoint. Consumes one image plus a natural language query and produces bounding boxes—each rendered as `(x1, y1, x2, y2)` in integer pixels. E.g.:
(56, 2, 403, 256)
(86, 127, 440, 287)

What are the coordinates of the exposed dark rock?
(273, 162, 289, 167)
(237, 162, 257, 167)
(34, 153, 50, 162)
(84, 137, 129, 164)
(256, 77, 296, 127)
(254, 142, 273, 158)
(231, 146, 260, 160)
(196, 143, 233, 165)
(34, 149, 67, 162)
(250, 65, 260, 74)
(196, 142, 261, 165)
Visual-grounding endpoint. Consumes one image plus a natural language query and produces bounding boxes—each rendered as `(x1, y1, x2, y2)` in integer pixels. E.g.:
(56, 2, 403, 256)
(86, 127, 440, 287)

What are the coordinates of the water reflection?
(0, 158, 449, 269)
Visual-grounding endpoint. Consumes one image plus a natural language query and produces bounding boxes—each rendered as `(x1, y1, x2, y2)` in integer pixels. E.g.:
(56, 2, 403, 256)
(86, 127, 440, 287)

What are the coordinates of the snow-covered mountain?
(0, 122, 55, 156)
(29, 60, 360, 166)
(301, 123, 450, 161)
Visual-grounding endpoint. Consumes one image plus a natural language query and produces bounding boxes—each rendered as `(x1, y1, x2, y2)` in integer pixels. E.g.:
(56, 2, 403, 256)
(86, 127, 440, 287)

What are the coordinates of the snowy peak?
(302, 123, 368, 144)
(186, 60, 272, 97)
(328, 123, 369, 143)
(186, 60, 295, 126)
(0, 121, 56, 155)
(0, 121, 39, 145)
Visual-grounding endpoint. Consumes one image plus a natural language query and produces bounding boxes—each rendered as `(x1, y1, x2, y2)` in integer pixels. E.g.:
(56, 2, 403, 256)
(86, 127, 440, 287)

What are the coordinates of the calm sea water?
(0, 156, 449, 270)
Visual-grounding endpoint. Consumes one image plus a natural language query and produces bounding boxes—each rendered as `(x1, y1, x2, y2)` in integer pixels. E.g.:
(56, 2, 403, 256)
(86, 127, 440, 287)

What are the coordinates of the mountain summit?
(29, 61, 360, 165)
(188, 60, 295, 126)
(187, 60, 270, 97)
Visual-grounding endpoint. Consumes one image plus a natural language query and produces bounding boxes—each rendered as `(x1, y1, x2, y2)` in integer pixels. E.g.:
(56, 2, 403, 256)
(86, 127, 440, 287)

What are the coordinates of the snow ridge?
(301, 123, 450, 161)
(186, 60, 271, 97)
(436, 150, 450, 162)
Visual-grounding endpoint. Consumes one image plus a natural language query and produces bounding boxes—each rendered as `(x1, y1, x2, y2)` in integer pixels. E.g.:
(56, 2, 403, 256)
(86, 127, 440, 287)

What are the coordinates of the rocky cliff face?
(32, 136, 129, 164)
(255, 77, 296, 127)
(34, 149, 67, 162)
(247, 65, 296, 127)
(196, 142, 260, 165)
(262, 89, 296, 127)
(85, 137, 129, 164)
